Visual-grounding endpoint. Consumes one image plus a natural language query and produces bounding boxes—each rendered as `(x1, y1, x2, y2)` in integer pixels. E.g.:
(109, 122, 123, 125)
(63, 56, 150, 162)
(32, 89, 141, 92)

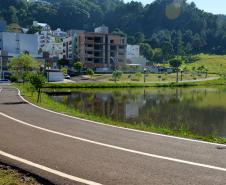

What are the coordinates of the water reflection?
(51, 87, 226, 138)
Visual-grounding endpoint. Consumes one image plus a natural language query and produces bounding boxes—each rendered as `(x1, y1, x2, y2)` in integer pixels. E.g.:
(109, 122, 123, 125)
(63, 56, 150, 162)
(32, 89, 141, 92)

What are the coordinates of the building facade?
(77, 26, 127, 69)
(0, 32, 39, 58)
(62, 36, 73, 60)
(0, 20, 7, 32)
(126, 44, 148, 68)
(126, 45, 140, 58)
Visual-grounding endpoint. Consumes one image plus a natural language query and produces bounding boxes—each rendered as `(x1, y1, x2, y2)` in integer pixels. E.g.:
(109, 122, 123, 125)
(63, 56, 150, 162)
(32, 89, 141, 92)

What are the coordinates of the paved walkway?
(0, 86, 226, 185)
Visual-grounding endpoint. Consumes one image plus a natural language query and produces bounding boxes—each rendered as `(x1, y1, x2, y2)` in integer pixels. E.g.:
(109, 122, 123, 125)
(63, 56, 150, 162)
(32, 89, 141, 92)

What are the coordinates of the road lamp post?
(110, 57, 117, 71)
(143, 68, 147, 83)
(0, 51, 3, 80)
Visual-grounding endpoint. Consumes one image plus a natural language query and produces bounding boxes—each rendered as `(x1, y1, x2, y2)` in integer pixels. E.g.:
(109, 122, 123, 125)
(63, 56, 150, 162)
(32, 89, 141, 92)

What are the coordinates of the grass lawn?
(74, 73, 218, 84)
(68, 54, 226, 83)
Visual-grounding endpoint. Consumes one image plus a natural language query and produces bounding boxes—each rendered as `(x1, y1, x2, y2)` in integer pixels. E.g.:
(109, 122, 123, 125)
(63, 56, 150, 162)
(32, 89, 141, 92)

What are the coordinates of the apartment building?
(62, 36, 73, 60)
(77, 26, 127, 69)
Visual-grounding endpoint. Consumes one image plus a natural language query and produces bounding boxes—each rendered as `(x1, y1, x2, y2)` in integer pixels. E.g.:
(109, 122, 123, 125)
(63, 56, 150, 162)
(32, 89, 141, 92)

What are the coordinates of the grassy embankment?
(16, 80, 226, 144)
(44, 77, 226, 89)
(0, 164, 41, 185)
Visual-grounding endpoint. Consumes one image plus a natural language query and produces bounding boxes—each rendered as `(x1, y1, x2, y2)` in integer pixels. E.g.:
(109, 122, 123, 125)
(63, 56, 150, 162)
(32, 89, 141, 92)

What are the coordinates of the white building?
(94, 25, 109, 34)
(41, 42, 63, 59)
(126, 45, 140, 58)
(0, 32, 39, 58)
(32, 21, 67, 59)
(53, 28, 67, 39)
(33, 21, 51, 32)
(126, 44, 148, 68)
(62, 36, 73, 60)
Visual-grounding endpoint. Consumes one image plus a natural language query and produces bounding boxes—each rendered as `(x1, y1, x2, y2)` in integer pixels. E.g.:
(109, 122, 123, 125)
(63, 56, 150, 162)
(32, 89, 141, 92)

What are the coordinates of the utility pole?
(143, 68, 147, 83)
(0, 50, 3, 80)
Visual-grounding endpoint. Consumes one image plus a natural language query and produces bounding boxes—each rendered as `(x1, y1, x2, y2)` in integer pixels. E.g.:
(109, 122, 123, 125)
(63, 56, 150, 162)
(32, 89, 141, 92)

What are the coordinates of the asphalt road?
(0, 86, 226, 185)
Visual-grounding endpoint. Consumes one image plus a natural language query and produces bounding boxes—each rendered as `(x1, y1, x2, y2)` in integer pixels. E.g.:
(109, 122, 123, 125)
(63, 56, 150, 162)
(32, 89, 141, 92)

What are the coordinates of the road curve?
(0, 86, 226, 185)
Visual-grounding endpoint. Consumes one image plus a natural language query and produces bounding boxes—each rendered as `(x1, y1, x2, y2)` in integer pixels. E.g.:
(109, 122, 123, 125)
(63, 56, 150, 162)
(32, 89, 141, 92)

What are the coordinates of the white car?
(64, 74, 71, 79)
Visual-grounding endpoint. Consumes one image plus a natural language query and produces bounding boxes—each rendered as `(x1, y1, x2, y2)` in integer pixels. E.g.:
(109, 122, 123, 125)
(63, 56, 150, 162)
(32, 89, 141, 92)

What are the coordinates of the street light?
(0, 50, 3, 80)
(110, 57, 118, 71)
(143, 67, 147, 83)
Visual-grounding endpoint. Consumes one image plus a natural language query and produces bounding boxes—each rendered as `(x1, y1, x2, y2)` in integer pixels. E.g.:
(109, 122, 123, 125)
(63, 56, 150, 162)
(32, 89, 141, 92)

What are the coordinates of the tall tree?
(169, 57, 183, 82)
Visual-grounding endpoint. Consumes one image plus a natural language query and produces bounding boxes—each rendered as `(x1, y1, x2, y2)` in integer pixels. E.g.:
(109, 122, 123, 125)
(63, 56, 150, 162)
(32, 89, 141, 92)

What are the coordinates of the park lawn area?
(89, 73, 218, 83)
(184, 54, 226, 74)
(0, 166, 39, 185)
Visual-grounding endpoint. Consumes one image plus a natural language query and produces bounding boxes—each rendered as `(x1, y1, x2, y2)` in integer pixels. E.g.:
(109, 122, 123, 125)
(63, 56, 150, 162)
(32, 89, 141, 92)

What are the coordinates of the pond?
(50, 87, 226, 138)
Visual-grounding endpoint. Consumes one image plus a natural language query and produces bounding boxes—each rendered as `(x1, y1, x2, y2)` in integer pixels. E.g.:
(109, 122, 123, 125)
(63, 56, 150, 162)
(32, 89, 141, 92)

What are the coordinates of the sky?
(123, 0, 226, 15)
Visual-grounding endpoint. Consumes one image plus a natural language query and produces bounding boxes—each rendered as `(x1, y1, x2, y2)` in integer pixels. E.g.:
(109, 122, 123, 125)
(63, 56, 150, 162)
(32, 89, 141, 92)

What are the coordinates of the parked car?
(64, 74, 71, 79)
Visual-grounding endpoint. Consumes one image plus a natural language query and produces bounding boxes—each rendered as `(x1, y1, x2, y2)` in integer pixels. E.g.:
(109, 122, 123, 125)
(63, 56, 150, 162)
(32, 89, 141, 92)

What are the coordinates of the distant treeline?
(1, 0, 226, 62)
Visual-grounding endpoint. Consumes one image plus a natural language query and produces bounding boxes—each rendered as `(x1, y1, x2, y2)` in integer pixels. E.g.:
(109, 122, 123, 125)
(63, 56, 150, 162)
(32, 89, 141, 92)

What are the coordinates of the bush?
(112, 70, 123, 83)
(10, 75, 18, 83)
(131, 72, 142, 81)
(29, 73, 46, 102)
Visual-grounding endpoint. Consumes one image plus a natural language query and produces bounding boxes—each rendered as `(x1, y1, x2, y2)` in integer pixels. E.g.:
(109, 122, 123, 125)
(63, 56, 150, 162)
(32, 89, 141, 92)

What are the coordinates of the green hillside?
(185, 54, 226, 74)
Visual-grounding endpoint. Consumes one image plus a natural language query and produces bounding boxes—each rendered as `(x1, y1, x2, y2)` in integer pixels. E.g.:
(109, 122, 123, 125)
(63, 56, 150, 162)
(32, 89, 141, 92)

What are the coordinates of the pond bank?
(16, 83, 226, 144)
(44, 78, 226, 89)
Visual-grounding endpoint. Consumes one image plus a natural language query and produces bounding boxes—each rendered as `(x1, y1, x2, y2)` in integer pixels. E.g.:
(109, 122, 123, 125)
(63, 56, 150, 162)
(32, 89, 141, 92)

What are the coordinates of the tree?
(27, 25, 42, 34)
(58, 59, 69, 68)
(86, 68, 94, 79)
(140, 43, 153, 61)
(169, 57, 183, 82)
(134, 72, 142, 81)
(9, 54, 39, 82)
(61, 67, 68, 75)
(162, 42, 174, 61)
(153, 48, 163, 63)
(134, 32, 145, 44)
(196, 65, 208, 78)
(29, 73, 46, 103)
(7, 23, 22, 33)
(112, 70, 123, 83)
(9, 6, 18, 24)
(74, 61, 83, 75)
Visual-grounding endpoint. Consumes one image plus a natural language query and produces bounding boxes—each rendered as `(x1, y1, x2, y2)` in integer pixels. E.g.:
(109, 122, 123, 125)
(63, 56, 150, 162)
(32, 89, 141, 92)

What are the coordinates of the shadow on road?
(1, 102, 28, 105)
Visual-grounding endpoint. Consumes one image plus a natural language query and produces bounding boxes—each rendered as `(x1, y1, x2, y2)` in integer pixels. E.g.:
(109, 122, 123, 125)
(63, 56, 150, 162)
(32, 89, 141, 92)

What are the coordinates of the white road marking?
(17, 88, 226, 147)
(0, 150, 102, 185)
(1, 112, 226, 173)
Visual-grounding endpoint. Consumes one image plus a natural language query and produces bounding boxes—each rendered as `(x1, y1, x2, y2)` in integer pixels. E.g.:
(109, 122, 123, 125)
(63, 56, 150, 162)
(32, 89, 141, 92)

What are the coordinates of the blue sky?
(123, 0, 226, 14)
